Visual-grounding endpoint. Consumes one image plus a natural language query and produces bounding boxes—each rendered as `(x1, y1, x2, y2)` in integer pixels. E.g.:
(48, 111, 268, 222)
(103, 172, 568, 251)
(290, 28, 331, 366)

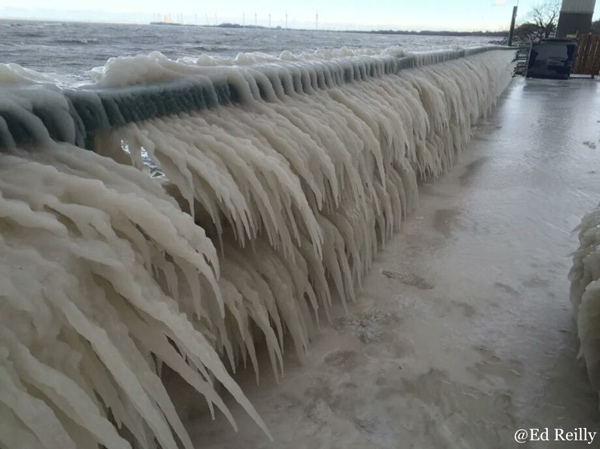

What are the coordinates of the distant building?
(556, 0, 597, 37)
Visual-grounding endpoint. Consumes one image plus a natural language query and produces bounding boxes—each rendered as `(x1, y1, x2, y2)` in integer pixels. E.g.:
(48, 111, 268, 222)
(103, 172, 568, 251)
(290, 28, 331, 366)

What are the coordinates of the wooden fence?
(572, 34, 600, 77)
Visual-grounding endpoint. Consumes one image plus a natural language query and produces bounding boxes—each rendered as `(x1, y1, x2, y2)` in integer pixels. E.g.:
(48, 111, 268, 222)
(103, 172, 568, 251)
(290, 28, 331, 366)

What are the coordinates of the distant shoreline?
(0, 17, 506, 36)
(154, 22, 507, 37)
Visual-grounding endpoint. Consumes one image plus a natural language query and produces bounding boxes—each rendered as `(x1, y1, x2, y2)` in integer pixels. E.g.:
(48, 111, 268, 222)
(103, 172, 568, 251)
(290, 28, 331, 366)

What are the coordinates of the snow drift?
(0, 47, 516, 448)
(570, 205, 600, 394)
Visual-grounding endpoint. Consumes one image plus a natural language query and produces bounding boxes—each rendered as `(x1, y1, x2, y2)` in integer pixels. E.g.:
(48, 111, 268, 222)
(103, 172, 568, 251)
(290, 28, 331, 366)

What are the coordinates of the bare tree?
(514, 22, 544, 42)
(529, 0, 561, 39)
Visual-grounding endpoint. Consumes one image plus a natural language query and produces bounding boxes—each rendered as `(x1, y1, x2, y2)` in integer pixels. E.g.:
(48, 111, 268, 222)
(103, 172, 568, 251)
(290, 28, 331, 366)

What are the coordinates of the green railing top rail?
(0, 46, 514, 150)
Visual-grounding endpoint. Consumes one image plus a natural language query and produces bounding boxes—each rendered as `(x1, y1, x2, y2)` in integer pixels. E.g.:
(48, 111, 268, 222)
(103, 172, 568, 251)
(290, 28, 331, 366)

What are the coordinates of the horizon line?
(0, 16, 511, 34)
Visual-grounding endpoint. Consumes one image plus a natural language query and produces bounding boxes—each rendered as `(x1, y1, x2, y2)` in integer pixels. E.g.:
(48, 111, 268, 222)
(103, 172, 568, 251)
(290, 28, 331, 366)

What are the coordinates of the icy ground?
(170, 77, 600, 448)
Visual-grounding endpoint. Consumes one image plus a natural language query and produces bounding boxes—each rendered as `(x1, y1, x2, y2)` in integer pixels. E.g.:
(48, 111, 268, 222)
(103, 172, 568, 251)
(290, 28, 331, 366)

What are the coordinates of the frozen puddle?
(173, 77, 600, 448)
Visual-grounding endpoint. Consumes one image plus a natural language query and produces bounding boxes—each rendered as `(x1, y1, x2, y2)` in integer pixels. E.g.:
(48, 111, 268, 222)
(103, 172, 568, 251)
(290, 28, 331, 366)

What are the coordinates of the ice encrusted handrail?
(0, 46, 513, 150)
(0, 47, 518, 449)
(569, 205, 600, 392)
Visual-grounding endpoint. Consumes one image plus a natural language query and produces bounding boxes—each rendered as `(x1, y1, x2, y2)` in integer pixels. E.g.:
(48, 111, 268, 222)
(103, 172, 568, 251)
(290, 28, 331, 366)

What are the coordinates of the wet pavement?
(184, 77, 600, 448)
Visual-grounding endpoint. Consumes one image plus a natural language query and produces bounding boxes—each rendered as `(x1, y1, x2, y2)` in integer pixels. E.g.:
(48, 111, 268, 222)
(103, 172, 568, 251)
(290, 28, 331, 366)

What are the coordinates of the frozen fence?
(0, 46, 515, 449)
(570, 205, 600, 394)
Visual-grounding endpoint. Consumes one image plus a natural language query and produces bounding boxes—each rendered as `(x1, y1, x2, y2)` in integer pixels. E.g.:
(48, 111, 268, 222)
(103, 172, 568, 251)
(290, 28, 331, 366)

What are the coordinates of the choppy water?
(1, 19, 495, 81)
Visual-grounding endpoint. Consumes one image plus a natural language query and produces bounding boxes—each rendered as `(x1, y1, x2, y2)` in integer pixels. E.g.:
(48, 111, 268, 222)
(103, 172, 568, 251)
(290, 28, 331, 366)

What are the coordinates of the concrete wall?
(560, 0, 596, 13)
(557, 0, 596, 37)
(557, 11, 594, 36)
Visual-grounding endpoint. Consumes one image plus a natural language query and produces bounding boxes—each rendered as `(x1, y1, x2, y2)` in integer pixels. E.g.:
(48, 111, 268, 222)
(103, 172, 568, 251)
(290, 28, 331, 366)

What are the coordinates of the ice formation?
(570, 205, 600, 394)
(0, 47, 516, 448)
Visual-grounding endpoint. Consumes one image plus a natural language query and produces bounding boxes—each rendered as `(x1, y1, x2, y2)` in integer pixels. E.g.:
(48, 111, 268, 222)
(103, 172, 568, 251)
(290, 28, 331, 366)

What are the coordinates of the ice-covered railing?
(570, 205, 600, 395)
(0, 47, 516, 449)
(0, 46, 513, 149)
